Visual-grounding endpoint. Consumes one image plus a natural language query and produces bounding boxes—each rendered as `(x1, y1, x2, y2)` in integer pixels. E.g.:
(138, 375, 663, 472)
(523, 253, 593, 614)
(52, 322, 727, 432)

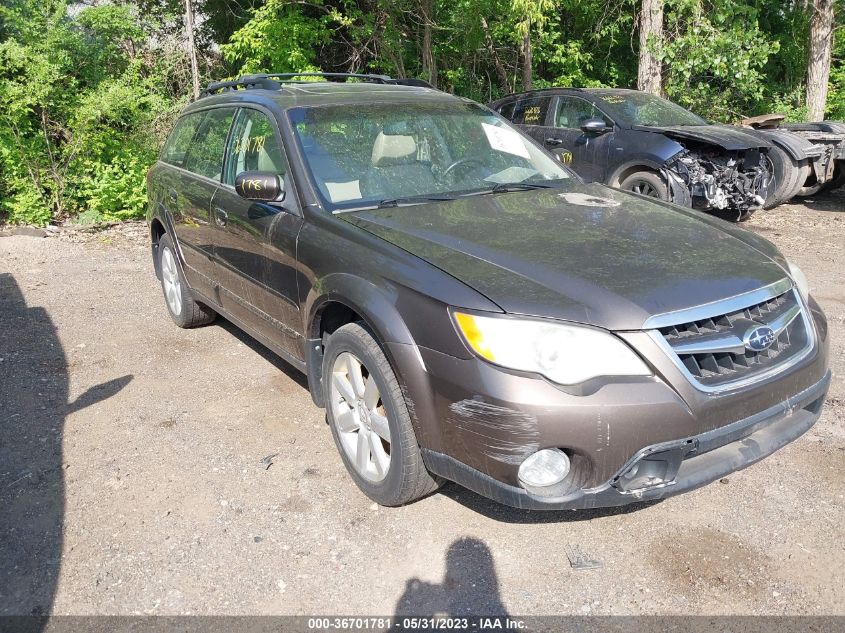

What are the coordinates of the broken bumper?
(421, 370, 829, 510)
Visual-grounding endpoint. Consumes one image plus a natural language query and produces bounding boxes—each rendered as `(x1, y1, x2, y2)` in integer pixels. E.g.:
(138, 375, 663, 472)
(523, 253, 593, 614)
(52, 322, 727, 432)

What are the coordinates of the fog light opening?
(518, 448, 571, 489)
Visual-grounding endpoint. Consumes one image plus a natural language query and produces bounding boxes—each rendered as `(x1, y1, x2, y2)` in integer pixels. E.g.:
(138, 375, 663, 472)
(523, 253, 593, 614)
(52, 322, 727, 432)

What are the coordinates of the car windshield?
(288, 101, 570, 212)
(593, 91, 707, 127)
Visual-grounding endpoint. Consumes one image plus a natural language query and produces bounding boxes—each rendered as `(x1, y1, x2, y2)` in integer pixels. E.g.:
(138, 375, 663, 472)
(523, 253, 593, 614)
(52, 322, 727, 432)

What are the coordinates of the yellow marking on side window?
(232, 135, 268, 154)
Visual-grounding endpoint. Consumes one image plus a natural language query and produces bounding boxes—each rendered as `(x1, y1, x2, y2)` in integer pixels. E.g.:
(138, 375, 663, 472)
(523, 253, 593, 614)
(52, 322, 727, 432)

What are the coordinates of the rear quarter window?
(160, 113, 204, 168)
(497, 101, 516, 120)
(183, 108, 236, 181)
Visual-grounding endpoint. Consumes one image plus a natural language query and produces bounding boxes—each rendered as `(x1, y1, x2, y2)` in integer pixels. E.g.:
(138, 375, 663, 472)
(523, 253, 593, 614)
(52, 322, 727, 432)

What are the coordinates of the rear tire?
(323, 322, 442, 506)
(619, 170, 670, 201)
(158, 233, 216, 328)
(789, 162, 813, 199)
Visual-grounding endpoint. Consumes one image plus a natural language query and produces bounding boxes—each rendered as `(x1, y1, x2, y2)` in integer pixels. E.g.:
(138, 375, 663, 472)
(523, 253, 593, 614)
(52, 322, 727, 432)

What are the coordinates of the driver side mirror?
(580, 118, 611, 135)
(235, 171, 285, 202)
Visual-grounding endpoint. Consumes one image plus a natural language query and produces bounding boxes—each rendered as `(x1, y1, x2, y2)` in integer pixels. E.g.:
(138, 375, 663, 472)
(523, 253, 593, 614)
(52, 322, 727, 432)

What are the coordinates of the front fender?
(303, 274, 451, 448)
(305, 273, 417, 347)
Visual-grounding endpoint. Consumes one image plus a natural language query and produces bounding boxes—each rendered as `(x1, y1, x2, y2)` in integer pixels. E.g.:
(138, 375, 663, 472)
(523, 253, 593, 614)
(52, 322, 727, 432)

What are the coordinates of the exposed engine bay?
(665, 145, 770, 218)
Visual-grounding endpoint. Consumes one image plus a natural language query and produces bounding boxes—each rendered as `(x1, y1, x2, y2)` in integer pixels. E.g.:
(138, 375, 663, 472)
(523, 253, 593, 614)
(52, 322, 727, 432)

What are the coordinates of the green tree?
(659, 0, 778, 119)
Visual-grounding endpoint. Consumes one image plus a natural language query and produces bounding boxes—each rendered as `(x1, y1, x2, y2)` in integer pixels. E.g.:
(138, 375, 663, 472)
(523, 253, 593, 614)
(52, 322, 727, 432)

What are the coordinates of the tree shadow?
(394, 537, 509, 623)
(0, 273, 131, 617)
(439, 482, 662, 524)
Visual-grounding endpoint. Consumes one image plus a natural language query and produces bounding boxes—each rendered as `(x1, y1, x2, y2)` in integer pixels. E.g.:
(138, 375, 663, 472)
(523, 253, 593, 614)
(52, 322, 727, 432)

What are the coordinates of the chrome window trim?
(647, 288, 816, 394)
(642, 277, 793, 330)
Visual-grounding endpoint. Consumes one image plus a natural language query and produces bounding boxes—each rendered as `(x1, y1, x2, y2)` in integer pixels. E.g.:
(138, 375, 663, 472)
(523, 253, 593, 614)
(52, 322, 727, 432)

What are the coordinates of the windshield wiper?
(375, 194, 458, 208)
(470, 182, 562, 196)
(333, 194, 459, 214)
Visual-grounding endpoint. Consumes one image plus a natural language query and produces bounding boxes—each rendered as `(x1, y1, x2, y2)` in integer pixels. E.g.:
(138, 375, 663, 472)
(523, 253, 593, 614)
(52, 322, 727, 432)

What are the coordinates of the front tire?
(764, 146, 798, 209)
(619, 170, 670, 201)
(158, 233, 216, 328)
(323, 322, 441, 506)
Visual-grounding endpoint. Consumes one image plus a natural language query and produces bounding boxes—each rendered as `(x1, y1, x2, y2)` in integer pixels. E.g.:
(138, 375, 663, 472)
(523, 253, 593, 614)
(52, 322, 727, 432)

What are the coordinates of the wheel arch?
(304, 274, 418, 408)
(149, 206, 183, 280)
(607, 159, 667, 187)
(754, 129, 817, 162)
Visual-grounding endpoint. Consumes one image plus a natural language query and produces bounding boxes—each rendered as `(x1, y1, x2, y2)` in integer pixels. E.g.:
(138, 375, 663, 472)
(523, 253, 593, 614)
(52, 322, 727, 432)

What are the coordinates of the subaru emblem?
(744, 325, 776, 352)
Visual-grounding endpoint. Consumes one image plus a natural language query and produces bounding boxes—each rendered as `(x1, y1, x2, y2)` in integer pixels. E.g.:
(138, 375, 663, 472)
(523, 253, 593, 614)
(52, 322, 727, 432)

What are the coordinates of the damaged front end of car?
(663, 145, 770, 219)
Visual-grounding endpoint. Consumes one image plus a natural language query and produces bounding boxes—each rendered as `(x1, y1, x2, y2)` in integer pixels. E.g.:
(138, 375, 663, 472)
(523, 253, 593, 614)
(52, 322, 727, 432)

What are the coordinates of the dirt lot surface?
(1, 191, 844, 617)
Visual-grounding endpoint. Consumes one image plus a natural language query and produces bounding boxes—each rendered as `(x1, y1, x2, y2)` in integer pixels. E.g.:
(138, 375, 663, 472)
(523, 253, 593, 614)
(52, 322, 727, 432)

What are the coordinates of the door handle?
(545, 137, 565, 147)
(213, 207, 228, 227)
(168, 190, 178, 203)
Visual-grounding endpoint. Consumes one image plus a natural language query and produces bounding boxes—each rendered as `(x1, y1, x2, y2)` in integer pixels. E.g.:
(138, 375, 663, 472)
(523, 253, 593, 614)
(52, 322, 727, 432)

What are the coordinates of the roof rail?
(267, 72, 394, 83)
(199, 72, 435, 98)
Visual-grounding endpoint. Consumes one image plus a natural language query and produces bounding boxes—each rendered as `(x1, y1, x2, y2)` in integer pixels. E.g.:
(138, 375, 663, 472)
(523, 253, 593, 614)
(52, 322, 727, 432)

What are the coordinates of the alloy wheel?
(161, 246, 183, 316)
(330, 352, 392, 482)
(631, 180, 659, 197)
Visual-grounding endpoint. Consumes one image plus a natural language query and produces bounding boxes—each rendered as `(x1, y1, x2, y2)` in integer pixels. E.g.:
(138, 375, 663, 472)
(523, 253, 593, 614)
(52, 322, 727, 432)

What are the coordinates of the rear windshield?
(288, 101, 570, 211)
(593, 91, 707, 127)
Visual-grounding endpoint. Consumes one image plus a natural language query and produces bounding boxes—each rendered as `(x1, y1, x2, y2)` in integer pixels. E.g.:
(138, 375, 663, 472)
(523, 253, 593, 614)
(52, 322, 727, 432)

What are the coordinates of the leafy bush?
(0, 0, 185, 226)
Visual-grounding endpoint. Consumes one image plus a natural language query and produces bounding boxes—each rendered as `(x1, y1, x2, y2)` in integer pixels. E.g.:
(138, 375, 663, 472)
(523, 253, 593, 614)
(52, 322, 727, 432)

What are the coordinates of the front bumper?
(385, 297, 830, 510)
(420, 370, 829, 510)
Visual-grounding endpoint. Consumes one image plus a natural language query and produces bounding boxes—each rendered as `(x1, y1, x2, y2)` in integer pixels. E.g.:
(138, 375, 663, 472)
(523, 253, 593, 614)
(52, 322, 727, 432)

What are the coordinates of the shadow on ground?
(216, 318, 309, 390)
(0, 273, 130, 617)
(394, 537, 509, 623)
(798, 188, 845, 213)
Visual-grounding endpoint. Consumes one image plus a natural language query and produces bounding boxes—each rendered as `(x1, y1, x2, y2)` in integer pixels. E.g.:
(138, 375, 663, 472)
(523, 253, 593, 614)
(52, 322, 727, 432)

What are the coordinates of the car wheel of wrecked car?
(764, 146, 803, 209)
(323, 322, 442, 506)
(619, 171, 669, 201)
(157, 233, 216, 328)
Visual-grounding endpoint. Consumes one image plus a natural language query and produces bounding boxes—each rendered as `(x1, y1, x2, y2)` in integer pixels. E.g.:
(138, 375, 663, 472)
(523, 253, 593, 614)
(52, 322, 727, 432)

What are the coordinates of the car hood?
(634, 124, 772, 151)
(341, 182, 790, 330)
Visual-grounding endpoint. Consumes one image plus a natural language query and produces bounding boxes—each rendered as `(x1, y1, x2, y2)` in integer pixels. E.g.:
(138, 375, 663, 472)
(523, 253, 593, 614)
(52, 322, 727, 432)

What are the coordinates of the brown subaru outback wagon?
(146, 73, 830, 510)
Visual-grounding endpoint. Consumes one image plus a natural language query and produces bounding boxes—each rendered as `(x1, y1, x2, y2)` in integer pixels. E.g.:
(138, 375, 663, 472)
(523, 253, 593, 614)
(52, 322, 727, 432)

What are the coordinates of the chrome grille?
(655, 285, 811, 389)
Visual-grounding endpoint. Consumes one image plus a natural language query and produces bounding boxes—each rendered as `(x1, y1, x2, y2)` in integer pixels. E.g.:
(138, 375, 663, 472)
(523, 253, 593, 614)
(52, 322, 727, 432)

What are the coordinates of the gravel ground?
(1, 192, 843, 617)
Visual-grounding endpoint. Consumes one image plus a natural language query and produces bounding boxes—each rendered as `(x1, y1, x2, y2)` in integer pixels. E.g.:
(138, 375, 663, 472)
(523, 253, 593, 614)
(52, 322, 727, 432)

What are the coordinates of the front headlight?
(453, 311, 651, 385)
(787, 260, 810, 302)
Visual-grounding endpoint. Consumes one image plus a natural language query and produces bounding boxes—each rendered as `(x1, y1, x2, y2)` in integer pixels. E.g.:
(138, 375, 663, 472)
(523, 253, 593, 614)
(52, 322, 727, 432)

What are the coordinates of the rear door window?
(183, 108, 236, 181)
(509, 96, 553, 125)
(160, 113, 204, 168)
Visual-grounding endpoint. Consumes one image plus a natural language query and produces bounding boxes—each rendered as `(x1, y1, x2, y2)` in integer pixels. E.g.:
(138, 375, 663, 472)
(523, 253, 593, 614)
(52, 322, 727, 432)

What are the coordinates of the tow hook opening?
(614, 441, 696, 493)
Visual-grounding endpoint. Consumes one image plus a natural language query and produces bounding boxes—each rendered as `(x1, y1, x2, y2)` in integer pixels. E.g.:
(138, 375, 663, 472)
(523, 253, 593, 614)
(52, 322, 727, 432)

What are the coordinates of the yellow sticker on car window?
(523, 106, 542, 123)
(233, 135, 267, 154)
